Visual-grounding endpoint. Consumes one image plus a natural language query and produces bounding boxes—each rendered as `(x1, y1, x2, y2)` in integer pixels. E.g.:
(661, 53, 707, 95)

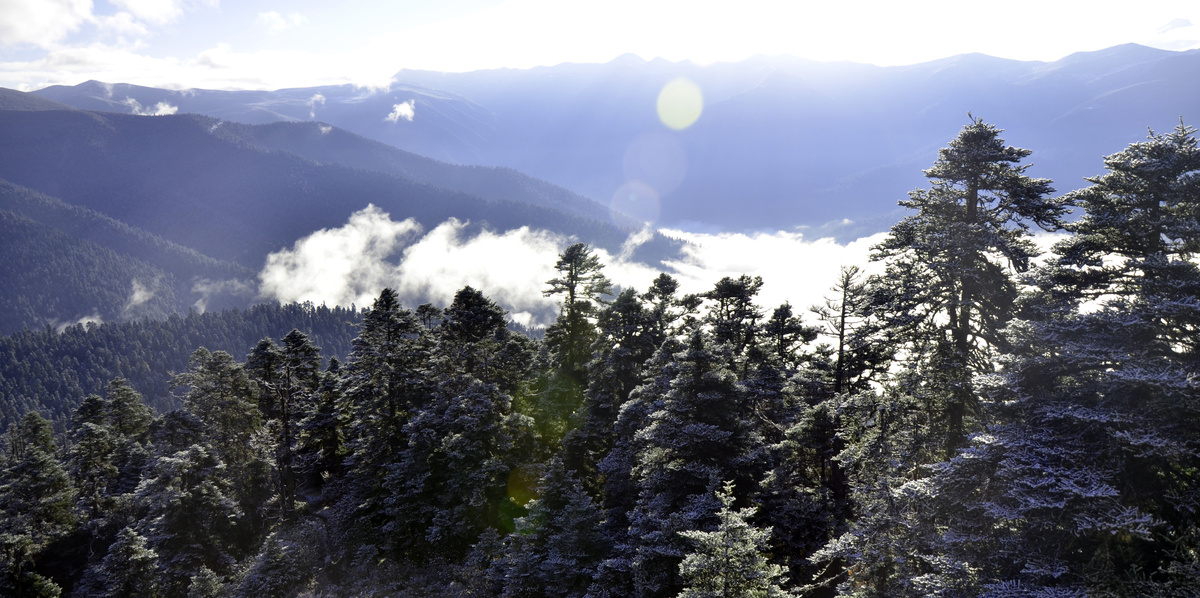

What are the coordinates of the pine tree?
(678, 481, 789, 598)
(922, 122, 1200, 595)
(0, 412, 76, 598)
(171, 349, 271, 538)
(340, 288, 431, 472)
(543, 242, 614, 384)
(135, 444, 241, 597)
(245, 330, 322, 520)
(871, 117, 1062, 457)
(336, 288, 432, 536)
(540, 244, 614, 453)
(623, 331, 756, 598)
(381, 378, 536, 562)
(92, 527, 161, 598)
(498, 458, 608, 598)
(564, 287, 656, 488)
(704, 275, 765, 375)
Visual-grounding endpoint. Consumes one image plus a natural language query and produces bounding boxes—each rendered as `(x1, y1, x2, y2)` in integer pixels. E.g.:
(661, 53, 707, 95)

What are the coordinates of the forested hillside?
(0, 179, 254, 334)
(0, 105, 676, 271)
(2, 120, 1198, 597)
(0, 302, 361, 431)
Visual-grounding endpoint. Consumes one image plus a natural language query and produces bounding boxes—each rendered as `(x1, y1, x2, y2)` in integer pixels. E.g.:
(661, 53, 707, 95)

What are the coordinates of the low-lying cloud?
(257, 205, 890, 328)
(308, 92, 325, 118)
(385, 100, 415, 123)
(123, 97, 178, 115)
(192, 277, 256, 314)
(123, 279, 154, 313)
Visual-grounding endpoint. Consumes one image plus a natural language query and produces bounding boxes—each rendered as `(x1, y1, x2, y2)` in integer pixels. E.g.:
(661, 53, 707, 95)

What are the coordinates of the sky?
(2, 0, 1199, 91)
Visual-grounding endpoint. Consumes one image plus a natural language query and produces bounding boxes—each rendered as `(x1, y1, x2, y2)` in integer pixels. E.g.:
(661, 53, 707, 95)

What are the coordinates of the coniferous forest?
(3, 119, 1200, 597)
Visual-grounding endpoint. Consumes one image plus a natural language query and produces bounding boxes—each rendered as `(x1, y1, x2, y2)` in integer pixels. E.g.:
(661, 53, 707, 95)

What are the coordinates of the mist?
(257, 205, 889, 328)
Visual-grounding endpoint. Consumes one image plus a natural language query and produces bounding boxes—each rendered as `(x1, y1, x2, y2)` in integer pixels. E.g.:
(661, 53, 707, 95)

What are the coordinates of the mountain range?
(3, 43, 1199, 333)
(33, 43, 1200, 237)
(0, 87, 676, 333)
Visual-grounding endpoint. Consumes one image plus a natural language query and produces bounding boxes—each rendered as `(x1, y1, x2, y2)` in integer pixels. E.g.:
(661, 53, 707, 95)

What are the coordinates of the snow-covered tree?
(497, 458, 607, 598)
(382, 378, 536, 562)
(925, 122, 1200, 595)
(92, 527, 161, 598)
(678, 481, 789, 598)
(871, 117, 1062, 457)
(0, 412, 76, 598)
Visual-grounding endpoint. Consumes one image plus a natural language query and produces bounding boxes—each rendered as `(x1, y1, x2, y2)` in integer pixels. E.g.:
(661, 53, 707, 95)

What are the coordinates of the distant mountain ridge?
(0, 107, 671, 269)
(33, 44, 1200, 237)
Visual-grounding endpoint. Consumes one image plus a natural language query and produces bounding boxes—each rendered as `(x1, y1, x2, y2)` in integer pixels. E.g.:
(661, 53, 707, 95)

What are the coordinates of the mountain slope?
(0, 86, 77, 111)
(36, 45, 1200, 236)
(0, 109, 670, 270)
(0, 179, 255, 334)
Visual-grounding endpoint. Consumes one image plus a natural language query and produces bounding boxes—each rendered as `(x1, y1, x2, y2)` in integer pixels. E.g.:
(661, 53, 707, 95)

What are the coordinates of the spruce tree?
(0, 412, 76, 598)
(872, 117, 1062, 457)
(923, 122, 1200, 595)
(678, 481, 789, 598)
(498, 458, 607, 598)
(624, 331, 756, 598)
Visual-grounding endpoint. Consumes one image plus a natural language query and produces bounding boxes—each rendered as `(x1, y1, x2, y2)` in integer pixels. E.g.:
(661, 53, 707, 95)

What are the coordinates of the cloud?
(308, 92, 325, 118)
(1158, 18, 1192, 34)
(392, 220, 568, 326)
(258, 205, 424, 310)
(1150, 17, 1200, 50)
(54, 312, 104, 333)
(257, 11, 307, 35)
(110, 0, 184, 26)
(0, 0, 93, 47)
(318, 124, 332, 134)
(385, 100, 415, 123)
(123, 279, 155, 312)
(122, 97, 178, 115)
(257, 206, 891, 329)
(191, 278, 256, 313)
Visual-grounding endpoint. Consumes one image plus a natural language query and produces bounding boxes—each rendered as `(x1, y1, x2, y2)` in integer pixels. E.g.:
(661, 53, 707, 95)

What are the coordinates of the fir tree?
(92, 527, 161, 598)
(871, 117, 1062, 457)
(497, 458, 607, 598)
(678, 481, 789, 598)
(0, 412, 76, 598)
(923, 122, 1200, 595)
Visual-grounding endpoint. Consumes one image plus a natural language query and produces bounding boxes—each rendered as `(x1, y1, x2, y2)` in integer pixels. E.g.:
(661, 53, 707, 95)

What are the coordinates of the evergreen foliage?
(678, 481, 789, 598)
(2, 119, 1197, 598)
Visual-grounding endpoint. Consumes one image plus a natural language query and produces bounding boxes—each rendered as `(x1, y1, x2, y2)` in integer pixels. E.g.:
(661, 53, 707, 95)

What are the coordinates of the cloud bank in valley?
(258, 206, 887, 328)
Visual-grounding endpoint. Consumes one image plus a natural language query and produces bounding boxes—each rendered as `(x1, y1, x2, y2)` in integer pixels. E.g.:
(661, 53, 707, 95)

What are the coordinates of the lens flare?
(656, 77, 703, 131)
(610, 180, 661, 231)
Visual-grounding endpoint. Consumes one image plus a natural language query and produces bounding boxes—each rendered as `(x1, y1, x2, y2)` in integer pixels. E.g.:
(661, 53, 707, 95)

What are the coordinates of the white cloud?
(318, 124, 332, 134)
(191, 278, 256, 313)
(393, 220, 567, 325)
(257, 206, 889, 328)
(257, 11, 307, 35)
(0, 0, 93, 47)
(385, 100, 415, 123)
(123, 279, 155, 312)
(110, 0, 184, 26)
(95, 10, 151, 38)
(258, 205, 424, 309)
(54, 311, 104, 333)
(308, 92, 325, 118)
(122, 97, 178, 115)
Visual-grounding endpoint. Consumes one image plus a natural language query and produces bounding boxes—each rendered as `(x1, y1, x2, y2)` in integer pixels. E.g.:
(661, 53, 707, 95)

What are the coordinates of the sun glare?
(656, 77, 704, 131)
